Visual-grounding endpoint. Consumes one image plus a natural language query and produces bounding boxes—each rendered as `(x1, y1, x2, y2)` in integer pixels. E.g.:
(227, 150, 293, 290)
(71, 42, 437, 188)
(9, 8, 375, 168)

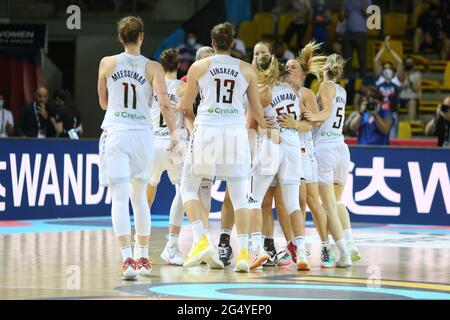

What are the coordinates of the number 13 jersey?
(314, 81, 346, 144)
(195, 54, 248, 126)
(101, 52, 153, 131)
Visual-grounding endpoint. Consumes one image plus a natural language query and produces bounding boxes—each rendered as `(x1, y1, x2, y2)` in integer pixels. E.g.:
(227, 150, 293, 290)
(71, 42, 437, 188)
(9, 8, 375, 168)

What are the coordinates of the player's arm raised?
(149, 61, 176, 134)
(304, 81, 335, 123)
(179, 62, 201, 133)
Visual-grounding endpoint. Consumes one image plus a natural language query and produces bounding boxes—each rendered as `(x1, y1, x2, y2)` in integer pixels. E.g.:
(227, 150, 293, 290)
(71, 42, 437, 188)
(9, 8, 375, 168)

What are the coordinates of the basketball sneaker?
(136, 257, 152, 276)
(275, 250, 292, 267)
(233, 247, 250, 273)
(205, 251, 225, 269)
(250, 246, 270, 269)
(262, 248, 277, 266)
(161, 243, 185, 266)
(336, 253, 353, 268)
(121, 258, 139, 280)
(183, 235, 215, 268)
(218, 242, 233, 267)
(296, 248, 311, 271)
(320, 246, 335, 268)
(287, 241, 297, 263)
(347, 240, 362, 262)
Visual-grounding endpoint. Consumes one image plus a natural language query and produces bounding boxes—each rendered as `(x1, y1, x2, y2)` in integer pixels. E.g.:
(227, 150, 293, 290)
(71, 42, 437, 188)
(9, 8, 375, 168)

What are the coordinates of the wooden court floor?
(1, 216, 450, 300)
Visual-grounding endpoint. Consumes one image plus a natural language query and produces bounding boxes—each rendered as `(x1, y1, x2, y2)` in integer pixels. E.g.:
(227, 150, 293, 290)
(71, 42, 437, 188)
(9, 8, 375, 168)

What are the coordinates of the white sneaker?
(121, 258, 139, 280)
(161, 243, 185, 266)
(336, 254, 353, 268)
(296, 248, 311, 271)
(204, 251, 225, 269)
(347, 240, 362, 262)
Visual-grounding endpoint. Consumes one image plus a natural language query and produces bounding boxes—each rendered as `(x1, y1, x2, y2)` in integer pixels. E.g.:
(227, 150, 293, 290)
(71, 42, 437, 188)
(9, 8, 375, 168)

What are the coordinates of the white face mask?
(0, 100, 4, 109)
(187, 38, 196, 46)
(383, 68, 394, 80)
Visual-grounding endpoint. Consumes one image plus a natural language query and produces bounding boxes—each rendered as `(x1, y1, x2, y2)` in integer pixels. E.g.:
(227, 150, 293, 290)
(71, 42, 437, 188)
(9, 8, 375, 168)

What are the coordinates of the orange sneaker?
(121, 258, 139, 280)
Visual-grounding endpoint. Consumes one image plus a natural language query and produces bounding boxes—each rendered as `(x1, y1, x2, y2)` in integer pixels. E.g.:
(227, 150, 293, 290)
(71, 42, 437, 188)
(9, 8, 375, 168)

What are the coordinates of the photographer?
(425, 96, 450, 148)
(349, 86, 393, 145)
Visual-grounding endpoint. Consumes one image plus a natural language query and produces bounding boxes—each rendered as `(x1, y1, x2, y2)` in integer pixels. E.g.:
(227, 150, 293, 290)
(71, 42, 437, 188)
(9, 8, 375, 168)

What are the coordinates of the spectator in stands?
(53, 89, 80, 138)
(398, 56, 422, 123)
(180, 46, 214, 82)
(425, 96, 450, 147)
(349, 86, 393, 145)
(274, 40, 295, 64)
(414, 1, 449, 59)
(342, 0, 372, 79)
(376, 63, 400, 138)
(282, 0, 312, 52)
(333, 12, 346, 55)
(176, 32, 202, 78)
(231, 26, 247, 59)
(374, 36, 403, 80)
(0, 93, 14, 138)
(16, 87, 56, 138)
(311, 0, 331, 48)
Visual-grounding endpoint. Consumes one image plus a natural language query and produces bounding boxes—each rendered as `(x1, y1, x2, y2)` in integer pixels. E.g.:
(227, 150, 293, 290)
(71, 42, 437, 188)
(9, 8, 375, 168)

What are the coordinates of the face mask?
(383, 68, 394, 80)
(187, 38, 196, 46)
(404, 63, 413, 71)
(0, 100, 3, 109)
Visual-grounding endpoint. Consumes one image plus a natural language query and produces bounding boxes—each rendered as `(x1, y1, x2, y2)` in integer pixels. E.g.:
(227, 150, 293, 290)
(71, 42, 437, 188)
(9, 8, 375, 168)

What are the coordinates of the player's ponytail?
(117, 16, 144, 44)
(297, 41, 327, 81)
(323, 53, 346, 81)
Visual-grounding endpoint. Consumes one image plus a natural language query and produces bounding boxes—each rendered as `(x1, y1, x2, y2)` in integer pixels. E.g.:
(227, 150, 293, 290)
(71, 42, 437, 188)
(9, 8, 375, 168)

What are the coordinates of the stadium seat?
(278, 12, 294, 36)
(441, 62, 450, 90)
(238, 21, 259, 49)
(397, 121, 412, 139)
(253, 12, 276, 39)
(419, 100, 441, 113)
(420, 79, 440, 91)
(383, 13, 408, 37)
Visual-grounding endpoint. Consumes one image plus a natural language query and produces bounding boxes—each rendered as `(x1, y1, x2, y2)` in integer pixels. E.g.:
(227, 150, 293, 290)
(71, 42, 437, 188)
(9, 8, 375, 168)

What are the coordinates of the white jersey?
(101, 52, 153, 131)
(314, 81, 346, 144)
(270, 83, 301, 140)
(151, 79, 185, 138)
(196, 54, 248, 126)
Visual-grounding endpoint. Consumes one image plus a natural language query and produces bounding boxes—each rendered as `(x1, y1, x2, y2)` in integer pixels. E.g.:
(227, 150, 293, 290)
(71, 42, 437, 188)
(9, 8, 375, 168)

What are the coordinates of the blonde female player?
(179, 22, 266, 272)
(98, 16, 177, 280)
(247, 54, 308, 271)
(279, 42, 334, 268)
(303, 54, 352, 267)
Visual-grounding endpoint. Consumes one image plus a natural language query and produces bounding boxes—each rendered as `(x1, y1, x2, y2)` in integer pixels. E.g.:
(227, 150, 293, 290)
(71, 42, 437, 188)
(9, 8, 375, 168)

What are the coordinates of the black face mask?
(404, 63, 414, 71)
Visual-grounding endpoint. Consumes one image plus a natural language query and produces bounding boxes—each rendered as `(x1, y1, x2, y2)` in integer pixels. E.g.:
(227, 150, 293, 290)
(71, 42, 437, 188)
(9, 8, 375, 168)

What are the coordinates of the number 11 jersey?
(195, 54, 248, 126)
(314, 81, 347, 144)
(101, 52, 153, 131)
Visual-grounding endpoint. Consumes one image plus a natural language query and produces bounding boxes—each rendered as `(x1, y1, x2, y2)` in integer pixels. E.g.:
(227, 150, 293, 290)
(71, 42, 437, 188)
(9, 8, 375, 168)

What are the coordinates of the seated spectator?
(311, 0, 331, 48)
(349, 87, 393, 145)
(398, 56, 422, 123)
(374, 36, 402, 82)
(274, 41, 295, 64)
(231, 25, 247, 59)
(282, 0, 312, 52)
(16, 87, 56, 138)
(425, 96, 450, 147)
(414, 1, 449, 59)
(53, 89, 81, 138)
(176, 32, 202, 78)
(0, 93, 14, 137)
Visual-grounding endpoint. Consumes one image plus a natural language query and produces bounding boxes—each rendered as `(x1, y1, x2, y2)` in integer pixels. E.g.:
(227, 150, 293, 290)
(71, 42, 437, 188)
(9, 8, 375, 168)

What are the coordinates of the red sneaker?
(136, 257, 152, 276)
(287, 241, 297, 263)
(121, 258, 139, 280)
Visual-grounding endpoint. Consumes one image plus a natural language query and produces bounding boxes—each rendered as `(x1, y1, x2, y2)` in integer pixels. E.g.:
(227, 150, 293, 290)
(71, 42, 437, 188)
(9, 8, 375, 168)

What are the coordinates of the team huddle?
(97, 16, 361, 280)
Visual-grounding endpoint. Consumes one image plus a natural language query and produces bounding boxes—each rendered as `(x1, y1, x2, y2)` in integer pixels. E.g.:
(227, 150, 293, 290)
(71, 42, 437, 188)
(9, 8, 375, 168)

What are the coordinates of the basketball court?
(1, 215, 449, 300)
